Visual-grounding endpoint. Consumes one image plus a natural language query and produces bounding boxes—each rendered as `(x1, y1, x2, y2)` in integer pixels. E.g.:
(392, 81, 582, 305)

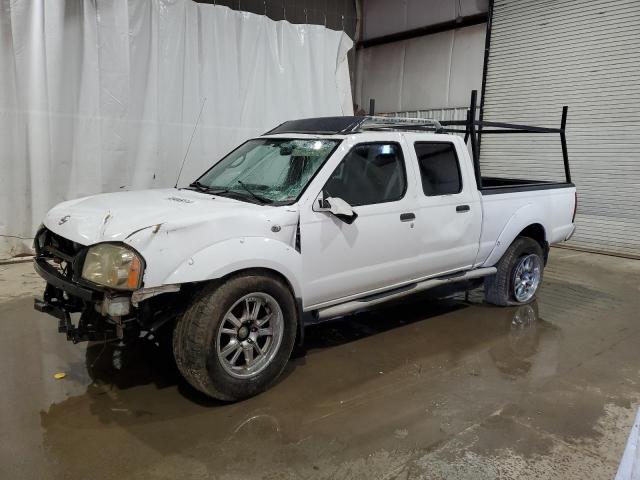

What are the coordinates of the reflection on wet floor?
(37, 293, 561, 477)
(2, 249, 640, 479)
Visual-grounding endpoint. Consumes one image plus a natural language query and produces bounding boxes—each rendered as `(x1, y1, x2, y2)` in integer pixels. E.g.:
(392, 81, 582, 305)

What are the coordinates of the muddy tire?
(173, 272, 297, 401)
(484, 237, 544, 306)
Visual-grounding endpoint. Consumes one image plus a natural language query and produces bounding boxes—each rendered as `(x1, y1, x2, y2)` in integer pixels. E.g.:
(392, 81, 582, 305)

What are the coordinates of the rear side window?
(323, 143, 406, 206)
(414, 142, 462, 196)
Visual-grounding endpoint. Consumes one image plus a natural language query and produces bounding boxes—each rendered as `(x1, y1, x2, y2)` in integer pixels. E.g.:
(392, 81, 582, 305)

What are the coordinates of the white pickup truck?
(33, 107, 576, 401)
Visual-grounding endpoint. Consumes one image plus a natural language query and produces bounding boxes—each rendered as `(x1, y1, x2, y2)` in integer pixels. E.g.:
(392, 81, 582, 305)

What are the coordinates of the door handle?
(400, 212, 415, 222)
(456, 205, 470, 213)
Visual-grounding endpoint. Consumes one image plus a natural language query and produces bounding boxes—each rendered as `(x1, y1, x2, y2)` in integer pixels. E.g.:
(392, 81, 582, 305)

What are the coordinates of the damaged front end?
(33, 226, 184, 344)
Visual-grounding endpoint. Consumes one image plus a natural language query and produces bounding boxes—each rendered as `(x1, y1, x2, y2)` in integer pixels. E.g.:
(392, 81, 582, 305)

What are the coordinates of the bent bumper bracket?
(34, 297, 76, 338)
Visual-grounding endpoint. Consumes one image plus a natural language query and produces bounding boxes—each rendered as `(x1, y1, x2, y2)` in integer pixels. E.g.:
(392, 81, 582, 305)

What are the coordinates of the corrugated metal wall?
(481, 0, 640, 258)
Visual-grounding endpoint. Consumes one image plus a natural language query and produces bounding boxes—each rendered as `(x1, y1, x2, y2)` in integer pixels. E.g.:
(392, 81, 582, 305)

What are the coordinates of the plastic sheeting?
(0, 0, 353, 259)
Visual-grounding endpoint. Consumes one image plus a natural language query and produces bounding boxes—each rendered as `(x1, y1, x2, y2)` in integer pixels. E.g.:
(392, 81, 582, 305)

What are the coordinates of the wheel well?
(517, 223, 549, 261)
(517, 223, 545, 245)
(220, 267, 297, 296)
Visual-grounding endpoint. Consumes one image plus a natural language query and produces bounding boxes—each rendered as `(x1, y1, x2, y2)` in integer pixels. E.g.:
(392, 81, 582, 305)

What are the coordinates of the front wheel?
(173, 273, 297, 401)
(484, 237, 544, 306)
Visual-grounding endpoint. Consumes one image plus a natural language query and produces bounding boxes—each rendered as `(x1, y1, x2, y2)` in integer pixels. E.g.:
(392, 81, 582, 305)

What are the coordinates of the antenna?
(174, 97, 207, 188)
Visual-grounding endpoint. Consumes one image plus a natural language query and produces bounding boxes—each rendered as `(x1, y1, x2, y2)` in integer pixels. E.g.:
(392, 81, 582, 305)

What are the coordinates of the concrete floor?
(1, 248, 639, 479)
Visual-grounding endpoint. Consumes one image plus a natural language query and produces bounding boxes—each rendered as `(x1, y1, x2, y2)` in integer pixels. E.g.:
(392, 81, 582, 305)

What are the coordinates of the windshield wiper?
(188, 181, 210, 192)
(237, 180, 273, 204)
(187, 181, 229, 195)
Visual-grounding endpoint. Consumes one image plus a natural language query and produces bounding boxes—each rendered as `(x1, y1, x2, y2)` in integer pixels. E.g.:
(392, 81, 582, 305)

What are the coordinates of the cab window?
(323, 143, 406, 206)
(414, 142, 462, 196)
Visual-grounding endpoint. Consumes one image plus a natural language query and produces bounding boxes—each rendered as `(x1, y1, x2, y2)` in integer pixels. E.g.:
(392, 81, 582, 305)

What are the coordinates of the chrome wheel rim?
(216, 292, 284, 379)
(513, 254, 541, 303)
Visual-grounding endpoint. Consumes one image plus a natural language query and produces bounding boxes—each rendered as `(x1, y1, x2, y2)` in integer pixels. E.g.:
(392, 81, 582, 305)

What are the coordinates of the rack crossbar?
(453, 90, 571, 188)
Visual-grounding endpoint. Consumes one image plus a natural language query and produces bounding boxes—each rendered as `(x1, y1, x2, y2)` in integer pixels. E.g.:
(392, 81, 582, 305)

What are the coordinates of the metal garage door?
(480, 0, 640, 258)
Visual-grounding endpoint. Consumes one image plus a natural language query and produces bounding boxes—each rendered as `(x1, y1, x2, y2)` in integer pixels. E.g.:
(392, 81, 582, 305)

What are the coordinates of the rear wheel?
(173, 273, 297, 401)
(484, 237, 544, 306)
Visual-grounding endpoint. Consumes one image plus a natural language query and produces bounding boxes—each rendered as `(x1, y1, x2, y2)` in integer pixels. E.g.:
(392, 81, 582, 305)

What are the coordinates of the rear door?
(300, 136, 422, 308)
(403, 134, 482, 276)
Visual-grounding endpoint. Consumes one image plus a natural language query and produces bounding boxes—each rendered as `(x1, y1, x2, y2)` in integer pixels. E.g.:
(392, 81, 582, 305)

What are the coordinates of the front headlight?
(81, 244, 143, 290)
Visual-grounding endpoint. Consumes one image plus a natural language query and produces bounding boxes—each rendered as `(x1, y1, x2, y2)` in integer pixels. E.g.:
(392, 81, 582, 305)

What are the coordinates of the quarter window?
(323, 143, 406, 206)
(414, 142, 462, 196)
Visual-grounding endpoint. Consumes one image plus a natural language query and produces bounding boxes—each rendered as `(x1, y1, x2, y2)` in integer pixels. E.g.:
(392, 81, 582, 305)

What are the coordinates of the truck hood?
(43, 188, 298, 247)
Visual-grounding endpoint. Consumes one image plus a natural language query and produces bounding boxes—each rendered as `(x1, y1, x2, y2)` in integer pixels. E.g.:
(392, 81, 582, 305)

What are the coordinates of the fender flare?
(162, 237, 304, 299)
(482, 203, 547, 267)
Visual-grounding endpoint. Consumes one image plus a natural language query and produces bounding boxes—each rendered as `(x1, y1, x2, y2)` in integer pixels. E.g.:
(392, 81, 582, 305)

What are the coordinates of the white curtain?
(0, 0, 353, 259)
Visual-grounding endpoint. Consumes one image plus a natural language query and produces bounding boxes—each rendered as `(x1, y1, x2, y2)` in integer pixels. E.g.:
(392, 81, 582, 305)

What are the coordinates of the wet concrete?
(1, 248, 639, 479)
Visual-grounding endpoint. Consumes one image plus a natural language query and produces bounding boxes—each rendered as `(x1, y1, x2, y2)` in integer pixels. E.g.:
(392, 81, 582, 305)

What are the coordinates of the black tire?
(484, 237, 544, 306)
(173, 272, 297, 401)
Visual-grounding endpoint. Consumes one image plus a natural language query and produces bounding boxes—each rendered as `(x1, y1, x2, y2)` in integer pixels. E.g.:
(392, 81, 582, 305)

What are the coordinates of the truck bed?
(480, 176, 574, 195)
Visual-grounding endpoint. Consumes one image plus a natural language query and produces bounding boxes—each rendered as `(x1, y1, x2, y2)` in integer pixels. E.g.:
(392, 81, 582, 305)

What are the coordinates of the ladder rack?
(437, 90, 571, 188)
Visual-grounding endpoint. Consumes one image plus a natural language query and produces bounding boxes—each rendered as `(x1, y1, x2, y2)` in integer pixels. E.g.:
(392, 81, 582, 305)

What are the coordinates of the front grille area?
(34, 227, 85, 281)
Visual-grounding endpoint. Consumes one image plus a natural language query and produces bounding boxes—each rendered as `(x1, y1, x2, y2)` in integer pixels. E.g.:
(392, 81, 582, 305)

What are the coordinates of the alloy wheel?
(216, 292, 284, 379)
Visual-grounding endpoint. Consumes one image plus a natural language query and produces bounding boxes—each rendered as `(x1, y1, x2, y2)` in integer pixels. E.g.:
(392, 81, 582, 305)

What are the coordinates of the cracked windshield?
(194, 138, 340, 204)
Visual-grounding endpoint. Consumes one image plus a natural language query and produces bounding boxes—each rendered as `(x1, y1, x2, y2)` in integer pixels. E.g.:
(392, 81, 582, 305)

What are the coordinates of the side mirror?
(314, 192, 358, 224)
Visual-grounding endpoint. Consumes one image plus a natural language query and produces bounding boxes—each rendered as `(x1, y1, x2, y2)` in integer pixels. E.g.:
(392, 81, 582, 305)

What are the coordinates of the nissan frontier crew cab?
(33, 101, 577, 401)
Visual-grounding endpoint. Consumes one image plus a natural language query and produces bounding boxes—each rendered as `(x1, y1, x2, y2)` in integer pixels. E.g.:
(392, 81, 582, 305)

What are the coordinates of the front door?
(300, 140, 421, 308)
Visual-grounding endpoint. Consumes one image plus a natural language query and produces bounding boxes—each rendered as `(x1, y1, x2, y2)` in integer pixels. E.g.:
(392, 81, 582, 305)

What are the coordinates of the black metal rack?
(439, 90, 571, 189)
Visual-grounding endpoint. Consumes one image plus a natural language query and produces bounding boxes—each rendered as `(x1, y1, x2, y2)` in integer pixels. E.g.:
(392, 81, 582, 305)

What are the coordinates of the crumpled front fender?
(160, 237, 303, 299)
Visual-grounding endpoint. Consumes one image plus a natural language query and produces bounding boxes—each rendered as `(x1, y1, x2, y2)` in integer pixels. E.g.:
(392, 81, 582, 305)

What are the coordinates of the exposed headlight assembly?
(81, 244, 143, 290)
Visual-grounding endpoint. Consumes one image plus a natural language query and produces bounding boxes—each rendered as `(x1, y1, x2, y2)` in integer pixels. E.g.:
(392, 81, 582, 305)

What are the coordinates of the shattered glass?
(197, 138, 340, 203)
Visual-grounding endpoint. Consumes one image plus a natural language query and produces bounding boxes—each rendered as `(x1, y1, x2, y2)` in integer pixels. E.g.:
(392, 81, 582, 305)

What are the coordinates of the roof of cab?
(266, 116, 365, 135)
(265, 116, 445, 136)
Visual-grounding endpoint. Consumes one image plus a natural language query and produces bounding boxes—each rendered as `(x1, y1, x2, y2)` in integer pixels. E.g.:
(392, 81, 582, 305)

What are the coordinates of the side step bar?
(316, 267, 497, 321)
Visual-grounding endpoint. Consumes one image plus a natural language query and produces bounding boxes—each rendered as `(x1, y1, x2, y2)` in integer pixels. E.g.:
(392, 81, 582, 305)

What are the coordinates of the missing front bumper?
(34, 295, 116, 343)
(33, 280, 135, 343)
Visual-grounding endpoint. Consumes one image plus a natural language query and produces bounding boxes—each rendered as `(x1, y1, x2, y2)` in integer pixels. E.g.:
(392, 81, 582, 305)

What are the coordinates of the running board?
(316, 267, 497, 321)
